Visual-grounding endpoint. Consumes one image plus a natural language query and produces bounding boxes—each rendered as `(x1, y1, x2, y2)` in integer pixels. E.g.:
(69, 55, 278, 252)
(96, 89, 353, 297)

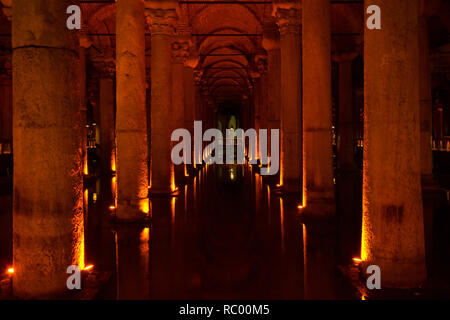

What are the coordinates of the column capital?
(1, 0, 11, 21)
(194, 69, 203, 85)
(171, 38, 190, 64)
(273, 5, 301, 36)
(79, 28, 93, 49)
(145, 8, 178, 35)
(255, 54, 268, 75)
(262, 23, 280, 51)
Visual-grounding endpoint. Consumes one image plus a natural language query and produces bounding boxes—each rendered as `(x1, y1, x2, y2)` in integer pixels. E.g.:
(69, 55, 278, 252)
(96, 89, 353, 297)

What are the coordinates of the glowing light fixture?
(109, 205, 116, 210)
(7, 267, 14, 275)
(352, 257, 363, 265)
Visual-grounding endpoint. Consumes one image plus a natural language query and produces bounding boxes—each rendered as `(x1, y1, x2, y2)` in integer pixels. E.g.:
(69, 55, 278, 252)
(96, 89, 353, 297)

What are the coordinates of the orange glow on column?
(140, 198, 150, 215)
(361, 194, 370, 262)
(171, 197, 176, 224)
(140, 227, 150, 243)
(111, 155, 116, 172)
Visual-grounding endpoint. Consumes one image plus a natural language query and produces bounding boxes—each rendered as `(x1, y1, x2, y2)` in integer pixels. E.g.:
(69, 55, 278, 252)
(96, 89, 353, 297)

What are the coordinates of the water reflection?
(0, 163, 356, 299)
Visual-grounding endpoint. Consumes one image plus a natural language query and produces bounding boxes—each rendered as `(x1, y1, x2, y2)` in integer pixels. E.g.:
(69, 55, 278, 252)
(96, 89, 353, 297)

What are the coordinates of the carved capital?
(1, 0, 11, 21)
(274, 7, 301, 36)
(255, 54, 268, 74)
(79, 28, 93, 49)
(262, 23, 280, 51)
(145, 8, 178, 36)
(172, 39, 190, 64)
(194, 70, 203, 85)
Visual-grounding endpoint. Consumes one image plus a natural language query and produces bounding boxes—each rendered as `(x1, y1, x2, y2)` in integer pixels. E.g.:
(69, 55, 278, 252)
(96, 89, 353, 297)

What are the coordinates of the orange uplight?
(353, 257, 363, 266)
(298, 204, 304, 209)
(83, 265, 94, 271)
(140, 227, 150, 243)
(7, 267, 14, 274)
(109, 205, 116, 210)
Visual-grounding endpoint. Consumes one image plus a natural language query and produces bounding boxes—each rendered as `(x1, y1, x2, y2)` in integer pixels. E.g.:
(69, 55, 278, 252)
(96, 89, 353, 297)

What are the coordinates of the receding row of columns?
(10, 0, 437, 297)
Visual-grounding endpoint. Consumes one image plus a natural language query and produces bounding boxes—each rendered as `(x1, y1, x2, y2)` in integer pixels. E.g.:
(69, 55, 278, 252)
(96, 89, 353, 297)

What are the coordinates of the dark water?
(83, 164, 353, 299)
(2, 164, 450, 299)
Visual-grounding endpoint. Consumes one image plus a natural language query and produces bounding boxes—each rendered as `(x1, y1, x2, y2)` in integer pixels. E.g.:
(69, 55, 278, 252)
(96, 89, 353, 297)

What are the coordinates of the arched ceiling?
(2, 0, 447, 103)
(183, 2, 268, 104)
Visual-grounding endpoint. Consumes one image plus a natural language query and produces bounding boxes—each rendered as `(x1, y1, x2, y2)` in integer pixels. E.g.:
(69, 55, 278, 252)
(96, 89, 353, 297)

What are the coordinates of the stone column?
(362, 0, 426, 288)
(183, 34, 198, 174)
(250, 71, 261, 162)
(0, 72, 12, 145)
(302, 0, 335, 213)
(146, 4, 178, 195)
(263, 24, 281, 177)
(116, 0, 149, 219)
(172, 32, 188, 185)
(12, 0, 84, 297)
(419, 15, 433, 180)
(274, 6, 302, 192)
(255, 55, 268, 133)
(335, 55, 357, 171)
(193, 71, 203, 167)
(99, 75, 115, 175)
(263, 24, 281, 133)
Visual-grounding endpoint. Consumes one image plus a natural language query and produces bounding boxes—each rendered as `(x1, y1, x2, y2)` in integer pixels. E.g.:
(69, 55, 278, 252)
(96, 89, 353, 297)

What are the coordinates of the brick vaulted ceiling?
(0, 0, 449, 102)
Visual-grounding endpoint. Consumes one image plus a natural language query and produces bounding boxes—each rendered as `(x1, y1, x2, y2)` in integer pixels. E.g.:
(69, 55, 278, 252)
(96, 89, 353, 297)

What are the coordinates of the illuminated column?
(419, 14, 433, 180)
(250, 71, 261, 162)
(12, 0, 84, 297)
(116, 0, 149, 219)
(274, 6, 302, 192)
(146, 4, 178, 195)
(263, 24, 281, 174)
(335, 54, 358, 171)
(99, 75, 115, 175)
(255, 55, 268, 134)
(79, 30, 91, 177)
(302, 0, 334, 213)
(172, 33, 188, 184)
(193, 71, 203, 166)
(183, 33, 198, 173)
(362, 0, 426, 287)
(0, 71, 12, 146)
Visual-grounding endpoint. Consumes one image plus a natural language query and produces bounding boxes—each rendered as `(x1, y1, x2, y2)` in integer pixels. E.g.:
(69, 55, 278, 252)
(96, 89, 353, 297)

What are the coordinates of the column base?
(300, 197, 336, 220)
(273, 183, 301, 195)
(360, 257, 427, 289)
(148, 187, 180, 197)
(116, 198, 150, 223)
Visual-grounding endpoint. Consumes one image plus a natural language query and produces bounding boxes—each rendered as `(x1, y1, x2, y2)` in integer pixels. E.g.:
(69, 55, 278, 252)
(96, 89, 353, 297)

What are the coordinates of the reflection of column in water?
(171, 197, 176, 247)
(115, 226, 150, 299)
(302, 223, 336, 299)
(279, 198, 285, 253)
(267, 186, 271, 228)
(149, 198, 175, 298)
(255, 174, 262, 214)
